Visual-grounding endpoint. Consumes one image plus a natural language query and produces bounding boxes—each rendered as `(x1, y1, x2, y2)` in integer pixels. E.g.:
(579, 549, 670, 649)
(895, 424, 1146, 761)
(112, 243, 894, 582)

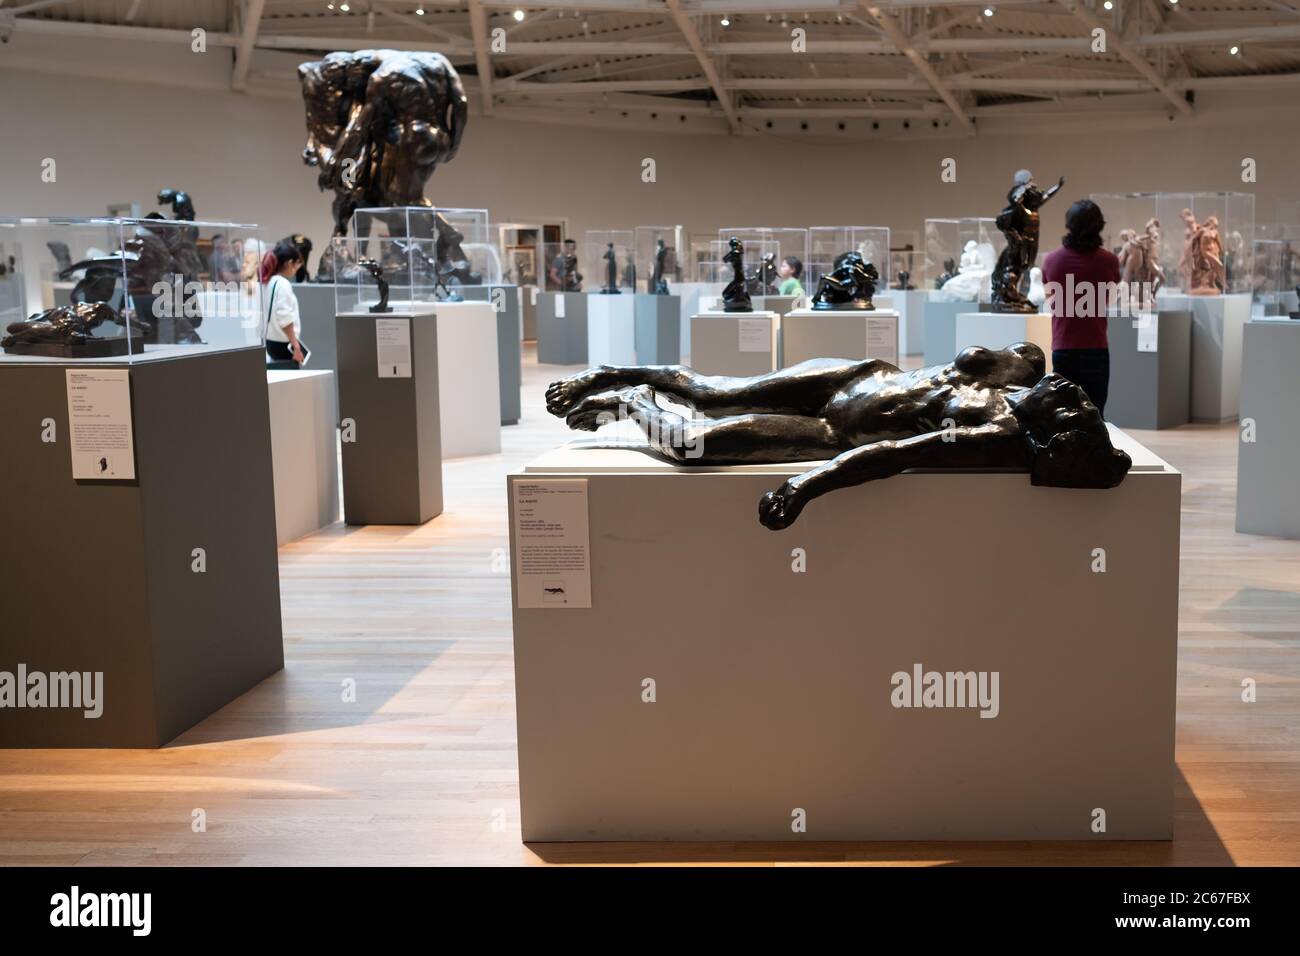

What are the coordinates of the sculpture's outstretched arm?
(758, 423, 1023, 530)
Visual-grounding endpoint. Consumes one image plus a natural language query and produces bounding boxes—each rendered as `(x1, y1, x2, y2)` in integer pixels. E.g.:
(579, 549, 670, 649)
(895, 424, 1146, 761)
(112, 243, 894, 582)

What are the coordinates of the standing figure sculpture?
(298, 50, 468, 263)
(545, 341, 1130, 530)
(650, 238, 670, 295)
(359, 258, 392, 313)
(991, 170, 1064, 313)
(1179, 209, 1226, 295)
(811, 252, 878, 310)
(600, 243, 621, 294)
(562, 249, 582, 292)
(1117, 218, 1166, 309)
(747, 252, 779, 296)
(721, 237, 753, 313)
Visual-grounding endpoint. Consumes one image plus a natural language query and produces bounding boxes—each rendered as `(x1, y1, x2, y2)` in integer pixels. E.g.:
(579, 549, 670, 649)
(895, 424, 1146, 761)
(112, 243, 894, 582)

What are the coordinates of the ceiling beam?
(1059, 0, 1191, 115)
(372, 1, 468, 44)
(663, 0, 740, 132)
(231, 0, 267, 92)
(858, 2, 973, 129)
(467, 0, 495, 116)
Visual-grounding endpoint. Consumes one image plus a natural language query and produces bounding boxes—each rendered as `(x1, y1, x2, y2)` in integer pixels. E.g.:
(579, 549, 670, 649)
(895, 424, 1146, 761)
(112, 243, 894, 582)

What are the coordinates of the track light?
(1103, 0, 1113, 8)
(1229, 45, 1240, 55)
(416, 5, 424, 14)
(513, 9, 525, 21)
(720, 17, 730, 27)
(982, 7, 994, 16)
(339, 2, 349, 11)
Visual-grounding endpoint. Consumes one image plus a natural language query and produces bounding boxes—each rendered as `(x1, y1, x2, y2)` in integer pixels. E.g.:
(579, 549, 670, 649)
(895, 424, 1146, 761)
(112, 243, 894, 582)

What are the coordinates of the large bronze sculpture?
(811, 251, 878, 310)
(298, 50, 468, 243)
(545, 342, 1131, 530)
(3, 302, 150, 358)
(721, 237, 752, 312)
(991, 170, 1063, 313)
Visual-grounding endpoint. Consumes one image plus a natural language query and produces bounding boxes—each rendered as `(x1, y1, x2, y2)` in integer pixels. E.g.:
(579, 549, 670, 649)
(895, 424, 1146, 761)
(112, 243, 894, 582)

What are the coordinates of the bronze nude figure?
(3, 302, 150, 358)
(359, 258, 392, 313)
(545, 342, 1131, 530)
(992, 170, 1063, 313)
(721, 237, 752, 312)
(811, 251, 878, 310)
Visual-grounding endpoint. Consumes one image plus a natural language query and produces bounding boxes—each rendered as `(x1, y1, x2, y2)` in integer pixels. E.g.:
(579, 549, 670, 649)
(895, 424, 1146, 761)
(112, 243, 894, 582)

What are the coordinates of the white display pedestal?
(1236, 318, 1300, 538)
(781, 307, 899, 366)
(586, 294, 636, 366)
(670, 281, 723, 360)
(931, 311, 1053, 371)
(434, 300, 501, 459)
(267, 369, 340, 545)
(894, 289, 927, 355)
(509, 426, 1180, 841)
(689, 310, 779, 375)
(1187, 293, 1250, 422)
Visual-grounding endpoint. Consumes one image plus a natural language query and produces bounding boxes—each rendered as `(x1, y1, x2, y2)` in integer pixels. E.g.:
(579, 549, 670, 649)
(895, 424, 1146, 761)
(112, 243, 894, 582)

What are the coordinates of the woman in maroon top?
(1042, 199, 1121, 413)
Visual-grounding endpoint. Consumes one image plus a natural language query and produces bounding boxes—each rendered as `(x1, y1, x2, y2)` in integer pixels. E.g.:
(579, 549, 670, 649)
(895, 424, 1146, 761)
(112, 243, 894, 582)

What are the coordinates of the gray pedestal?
(0, 347, 285, 747)
(267, 369, 340, 544)
(509, 427, 1180, 841)
(923, 298, 969, 365)
(1188, 293, 1250, 422)
(894, 289, 927, 355)
(336, 310, 443, 525)
(634, 293, 681, 364)
(1236, 318, 1300, 538)
(536, 292, 589, 365)
(521, 285, 538, 340)
(1105, 311, 1191, 430)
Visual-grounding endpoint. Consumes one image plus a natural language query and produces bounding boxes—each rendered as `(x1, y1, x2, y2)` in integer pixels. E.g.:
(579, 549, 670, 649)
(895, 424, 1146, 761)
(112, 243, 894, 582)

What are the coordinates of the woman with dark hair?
(778, 255, 804, 297)
(260, 239, 307, 368)
(1042, 198, 1121, 412)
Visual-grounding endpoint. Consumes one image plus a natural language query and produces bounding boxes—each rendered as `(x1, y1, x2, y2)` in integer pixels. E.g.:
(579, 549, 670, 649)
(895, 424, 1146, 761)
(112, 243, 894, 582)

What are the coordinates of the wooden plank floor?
(2, 345, 1297, 866)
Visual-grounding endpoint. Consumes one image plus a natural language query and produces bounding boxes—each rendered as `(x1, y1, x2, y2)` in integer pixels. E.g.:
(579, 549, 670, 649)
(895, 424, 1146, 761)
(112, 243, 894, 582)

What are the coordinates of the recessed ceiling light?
(720, 17, 730, 27)
(983, 7, 994, 17)
(1103, 0, 1113, 8)
(1229, 45, 1240, 55)
(339, 2, 349, 11)
(416, 5, 424, 14)
(513, 9, 525, 21)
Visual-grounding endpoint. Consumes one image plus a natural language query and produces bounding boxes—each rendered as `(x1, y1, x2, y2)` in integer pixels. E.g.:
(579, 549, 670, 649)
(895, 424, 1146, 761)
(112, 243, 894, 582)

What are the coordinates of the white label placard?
(738, 317, 771, 353)
(375, 317, 412, 378)
(866, 317, 897, 362)
(530, 286, 539, 306)
(512, 479, 592, 608)
(555, 295, 566, 318)
(65, 369, 135, 480)
(1135, 313, 1158, 352)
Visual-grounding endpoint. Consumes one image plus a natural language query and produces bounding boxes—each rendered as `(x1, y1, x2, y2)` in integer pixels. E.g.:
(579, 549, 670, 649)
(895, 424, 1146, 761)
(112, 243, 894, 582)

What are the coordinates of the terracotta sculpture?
(1116, 218, 1166, 309)
(3, 301, 150, 357)
(992, 170, 1063, 313)
(545, 342, 1130, 530)
(811, 251, 878, 310)
(721, 237, 752, 313)
(1179, 209, 1226, 295)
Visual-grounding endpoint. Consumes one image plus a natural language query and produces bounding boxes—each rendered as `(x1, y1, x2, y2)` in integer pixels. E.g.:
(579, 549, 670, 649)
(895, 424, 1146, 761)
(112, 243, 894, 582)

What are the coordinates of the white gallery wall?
(2, 30, 1299, 271)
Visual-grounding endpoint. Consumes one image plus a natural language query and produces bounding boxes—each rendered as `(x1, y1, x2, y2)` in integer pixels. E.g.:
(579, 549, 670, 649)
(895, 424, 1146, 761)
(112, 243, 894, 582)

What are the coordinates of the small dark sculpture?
(934, 257, 957, 289)
(298, 50, 468, 242)
(600, 243, 621, 294)
(433, 213, 481, 288)
(649, 239, 670, 295)
(746, 252, 779, 296)
(992, 170, 1063, 313)
(896, 270, 915, 290)
(3, 301, 150, 357)
(47, 241, 73, 274)
(546, 343, 1131, 530)
(359, 258, 392, 313)
(289, 234, 313, 282)
(812, 252, 879, 311)
(157, 188, 195, 222)
(721, 237, 752, 313)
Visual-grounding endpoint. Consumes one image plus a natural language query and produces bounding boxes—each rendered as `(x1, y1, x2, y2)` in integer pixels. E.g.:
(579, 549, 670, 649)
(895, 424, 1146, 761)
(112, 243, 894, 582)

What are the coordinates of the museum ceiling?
(3, 0, 1298, 134)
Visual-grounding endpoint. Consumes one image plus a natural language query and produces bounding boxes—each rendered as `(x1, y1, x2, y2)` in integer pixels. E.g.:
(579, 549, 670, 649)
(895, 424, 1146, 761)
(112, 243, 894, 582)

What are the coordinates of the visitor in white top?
(260, 239, 306, 367)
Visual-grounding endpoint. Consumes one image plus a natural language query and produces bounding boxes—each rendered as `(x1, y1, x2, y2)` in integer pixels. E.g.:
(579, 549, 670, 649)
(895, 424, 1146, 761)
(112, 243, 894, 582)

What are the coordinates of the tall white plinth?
(689, 310, 779, 375)
(435, 300, 501, 459)
(267, 369, 339, 544)
(509, 426, 1180, 841)
(782, 308, 899, 367)
(1188, 293, 1250, 422)
(587, 294, 638, 367)
(1236, 318, 1300, 538)
(670, 281, 723, 361)
(895, 289, 927, 355)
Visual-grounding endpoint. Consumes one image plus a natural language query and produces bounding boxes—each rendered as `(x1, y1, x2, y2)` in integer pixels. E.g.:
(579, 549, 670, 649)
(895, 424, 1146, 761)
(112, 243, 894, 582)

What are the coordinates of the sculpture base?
(722, 303, 754, 313)
(690, 310, 779, 375)
(783, 308, 899, 367)
(811, 301, 874, 311)
(3, 333, 145, 358)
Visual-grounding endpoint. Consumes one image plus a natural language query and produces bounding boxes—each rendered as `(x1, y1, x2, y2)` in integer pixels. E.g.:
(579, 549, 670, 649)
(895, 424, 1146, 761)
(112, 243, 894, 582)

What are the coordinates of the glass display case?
(542, 239, 583, 292)
(634, 225, 685, 294)
(923, 217, 999, 301)
(889, 229, 920, 291)
(341, 206, 496, 313)
(1, 217, 265, 361)
(1252, 236, 1298, 314)
(498, 222, 544, 287)
(697, 238, 780, 290)
(717, 227, 809, 278)
(807, 226, 891, 293)
(583, 229, 635, 294)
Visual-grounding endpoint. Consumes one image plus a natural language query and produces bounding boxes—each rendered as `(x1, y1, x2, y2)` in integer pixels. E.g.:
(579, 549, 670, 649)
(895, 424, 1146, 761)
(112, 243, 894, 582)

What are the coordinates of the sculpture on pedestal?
(1179, 209, 1226, 295)
(1116, 218, 1166, 309)
(811, 252, 878, 311)
(600, 243, 621, 294)
(991, 170, 1063, 313)
(932, 241, 993, 302)
(545, 341, 1131, 530)
(650, 239, 670, 295)
(896, 270, 915, 290)
(721, 237, 752, 313)
(359, 258, 392, 313)
(933, 257, 957, 290)
(3, 301, 151, 357)
(746, 252, 779, 296)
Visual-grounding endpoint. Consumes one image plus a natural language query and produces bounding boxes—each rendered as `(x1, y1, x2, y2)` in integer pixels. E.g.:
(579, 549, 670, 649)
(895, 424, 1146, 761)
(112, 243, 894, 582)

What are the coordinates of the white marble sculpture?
(932, 240, 995, 301)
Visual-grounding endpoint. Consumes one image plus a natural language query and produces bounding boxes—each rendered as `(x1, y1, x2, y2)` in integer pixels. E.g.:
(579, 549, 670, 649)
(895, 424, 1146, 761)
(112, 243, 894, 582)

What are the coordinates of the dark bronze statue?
(359, 258, 392, 313)
(650, 238, 670, 295)
(47, 241, 73, 274)
(746, 252, 779, 296)
(545, 342, 1131, 530)
(433, 213, 481, 289)
(896, 270, 915, 290)
(600, 243, 620, 294)
(992, 170, 1063, 313)
(3, 301, 150, 358)
(298, 50, 468, 242)
(157, 188, 195, 222)
(812, 251, 878, 311)
(934, 257, 956, 289)
(721, 237, 752, 313)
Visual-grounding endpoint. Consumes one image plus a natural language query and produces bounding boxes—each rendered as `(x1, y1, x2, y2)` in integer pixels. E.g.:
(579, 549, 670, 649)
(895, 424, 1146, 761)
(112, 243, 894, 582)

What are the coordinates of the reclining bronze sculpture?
(546, 342, 1130, 530)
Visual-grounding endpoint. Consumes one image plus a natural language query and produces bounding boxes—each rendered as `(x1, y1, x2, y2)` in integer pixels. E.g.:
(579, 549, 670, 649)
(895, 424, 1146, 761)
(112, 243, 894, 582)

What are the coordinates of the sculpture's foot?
(565, 385, 655, 431)
(758, 481, 806, 531)
(545, 366, 620, 417)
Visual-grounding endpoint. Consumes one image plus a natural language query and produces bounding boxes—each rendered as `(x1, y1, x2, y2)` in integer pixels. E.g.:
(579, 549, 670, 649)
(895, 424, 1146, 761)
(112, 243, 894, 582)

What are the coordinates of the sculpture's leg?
(758, 424, 1022, 530)
(547, 357, 893, 419)
(565, 385, 845, 464)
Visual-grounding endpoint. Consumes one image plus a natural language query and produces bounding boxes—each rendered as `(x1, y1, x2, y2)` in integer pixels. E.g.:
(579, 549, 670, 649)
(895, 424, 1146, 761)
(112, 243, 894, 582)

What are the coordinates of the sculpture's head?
(1007, 374, 1131, 489)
